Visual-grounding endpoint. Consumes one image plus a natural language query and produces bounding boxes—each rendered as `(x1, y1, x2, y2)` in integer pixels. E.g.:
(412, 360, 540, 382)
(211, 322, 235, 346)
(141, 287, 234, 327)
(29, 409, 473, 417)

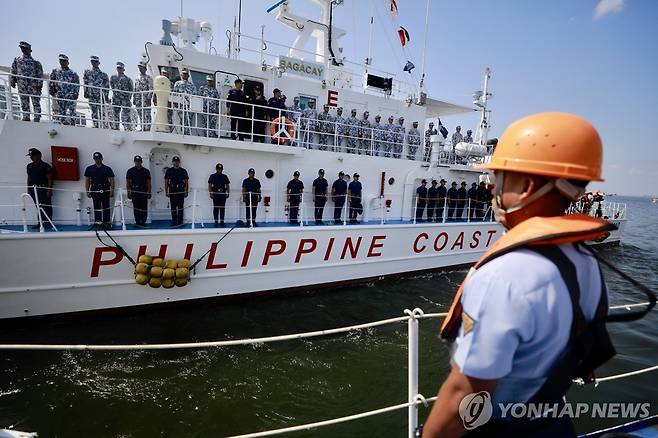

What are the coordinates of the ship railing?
(0, 302, 655, 438)
(235, 32, 418, 99)
(569, 200, 627, 220)
(1, 72, 442, 164)
(0, 184, 495, 232)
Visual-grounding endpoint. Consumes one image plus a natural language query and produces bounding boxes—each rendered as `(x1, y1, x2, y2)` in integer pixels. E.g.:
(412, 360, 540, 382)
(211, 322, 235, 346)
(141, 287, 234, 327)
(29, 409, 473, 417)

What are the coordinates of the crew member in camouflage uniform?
(359, 111, 372, 155)
(372, 115, 386, 156)
(384, 116, 397, 158)
(345, 109, 360, 153)
(393, 116, 406, 159)
(424, 121, 438, 161)
(317, 104, 334, 150)
(286, 97, 302, 146)
(197, 75, 219, 138)
(48, 54, 80, 125)
(10, 41, 43, 122)
(83, 55, 109, 128)
(406, 121, 421, 160)
(172, 68, 197, 135)
(110, 62, 133, 131)
(464, 129, 473, 143)
(133, 61, 153, 131)
(334, 107, 347, 152)
(301, 99, 318, 148)
(451, 125, 464, 151)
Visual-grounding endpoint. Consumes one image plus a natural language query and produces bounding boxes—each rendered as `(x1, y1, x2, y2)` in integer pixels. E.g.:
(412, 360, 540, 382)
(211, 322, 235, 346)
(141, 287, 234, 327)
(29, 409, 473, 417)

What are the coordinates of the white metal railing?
(569, 200, 627, 220)
(1, 71, 488, 165)
(0, 183, 496, 232)
(0, 302, 654, 438)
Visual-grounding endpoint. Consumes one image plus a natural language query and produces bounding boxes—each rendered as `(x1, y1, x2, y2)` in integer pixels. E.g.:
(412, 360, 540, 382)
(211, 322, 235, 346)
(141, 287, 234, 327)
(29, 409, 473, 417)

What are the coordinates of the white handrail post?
(413, 195, 417, 224)
(118, 188, 126, 230)
(20, 193, 29, 232)
(467, 198, 471, 223)
(443, 195, 448, 222)
(33, 185, 44, 233)
(407, 309, 420, 438)
(300, 191, 305, 227)
(343, 194, 348, 226)
(248, 191, 253, 228)
(191, 188, 197, 229)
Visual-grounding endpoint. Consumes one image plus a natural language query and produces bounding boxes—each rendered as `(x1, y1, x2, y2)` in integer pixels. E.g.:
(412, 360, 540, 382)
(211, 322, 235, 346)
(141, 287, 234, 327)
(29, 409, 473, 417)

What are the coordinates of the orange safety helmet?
(479, 112, 603, 181)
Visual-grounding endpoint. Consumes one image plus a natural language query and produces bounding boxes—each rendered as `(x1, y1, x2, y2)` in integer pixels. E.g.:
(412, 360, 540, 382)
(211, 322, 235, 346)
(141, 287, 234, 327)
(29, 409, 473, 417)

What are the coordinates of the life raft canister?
(270, 116, 295, 145)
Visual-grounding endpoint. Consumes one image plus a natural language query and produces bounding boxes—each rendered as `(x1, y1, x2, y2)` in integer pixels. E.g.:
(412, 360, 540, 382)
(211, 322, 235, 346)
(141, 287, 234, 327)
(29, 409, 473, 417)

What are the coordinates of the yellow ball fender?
(135, 273, 149, 285)
(175, 267, 189, 279)
(162, 268, 175, 279)
(138, 255, 153, 265)
(149, 277, 162, 288)
(175, 277, 188, 287)
(178, 259, 190, 269)
(135, 263, 150, 275)
(165, 260, 178, 269)
(162, 278, 175, 289)
(152, 258, 165, 268)
(150, 266, 164, 278)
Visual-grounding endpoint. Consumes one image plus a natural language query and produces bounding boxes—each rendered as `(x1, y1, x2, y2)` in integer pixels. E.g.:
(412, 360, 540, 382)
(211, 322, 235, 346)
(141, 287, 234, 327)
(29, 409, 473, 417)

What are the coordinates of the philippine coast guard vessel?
(0, 0, 625, 320)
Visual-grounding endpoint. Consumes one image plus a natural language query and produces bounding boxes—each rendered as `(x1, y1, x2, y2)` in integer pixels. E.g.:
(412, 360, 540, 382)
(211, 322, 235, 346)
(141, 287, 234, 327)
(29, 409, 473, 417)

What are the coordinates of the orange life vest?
(440, 213, 614, 341)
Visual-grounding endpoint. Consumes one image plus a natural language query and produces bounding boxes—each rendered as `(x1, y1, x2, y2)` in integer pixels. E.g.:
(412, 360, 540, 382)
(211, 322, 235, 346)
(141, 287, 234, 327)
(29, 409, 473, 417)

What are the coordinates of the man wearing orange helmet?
(421, 113, 617, 437)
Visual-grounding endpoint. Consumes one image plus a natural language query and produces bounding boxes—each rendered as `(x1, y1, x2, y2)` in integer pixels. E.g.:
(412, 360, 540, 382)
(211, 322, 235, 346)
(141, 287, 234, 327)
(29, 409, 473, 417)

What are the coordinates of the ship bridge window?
(299, 95, 318, 110)
(189, 70, 212, 89)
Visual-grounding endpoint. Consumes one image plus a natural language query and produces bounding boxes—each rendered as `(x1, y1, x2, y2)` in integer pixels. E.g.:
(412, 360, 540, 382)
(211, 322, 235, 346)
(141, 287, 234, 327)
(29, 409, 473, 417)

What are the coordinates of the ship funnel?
(160, 19, 174, 46)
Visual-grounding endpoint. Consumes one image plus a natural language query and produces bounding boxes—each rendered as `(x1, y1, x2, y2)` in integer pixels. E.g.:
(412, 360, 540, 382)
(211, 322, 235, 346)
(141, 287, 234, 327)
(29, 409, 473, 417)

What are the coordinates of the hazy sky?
(2, 0, 657, 196)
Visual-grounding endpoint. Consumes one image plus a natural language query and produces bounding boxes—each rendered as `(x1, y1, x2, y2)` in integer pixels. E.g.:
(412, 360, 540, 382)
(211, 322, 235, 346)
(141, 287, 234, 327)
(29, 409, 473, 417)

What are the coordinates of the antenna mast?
(419, 0, 430, 95)
(473, 68, 493, 145)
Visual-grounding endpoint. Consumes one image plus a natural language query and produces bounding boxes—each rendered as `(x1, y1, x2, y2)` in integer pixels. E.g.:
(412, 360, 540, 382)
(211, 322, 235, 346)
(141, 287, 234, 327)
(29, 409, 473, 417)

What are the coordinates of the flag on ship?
(397, 26, 410, 46)
(403, 60, 415, 73)
(389, 0, 399, 16)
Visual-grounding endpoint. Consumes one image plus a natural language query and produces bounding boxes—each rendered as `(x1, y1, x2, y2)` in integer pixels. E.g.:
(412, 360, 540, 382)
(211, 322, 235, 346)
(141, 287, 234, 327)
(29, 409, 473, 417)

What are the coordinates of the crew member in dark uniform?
(26, 148, 53, 227)
(126, 155, 151, 227)
(476, 181, 488, 219)
(84, 151, 115, 226)
(286, 170, 304, 225)
(427, 179, 438, 222)
(348, 173, 363, 224)
(467, 182, 478, 219)
(241, 168, 261, 227)
(164, 156, 189, 227)
(332, 171, 347, 225)
(227, 79, 247, 140)
(250, 86, 268, 142)
(436, 179, 447, 222)
(415, 179, 428, 222)
(208, 163, 230, 227)
(268, 88, 287, 144)
(455, 181, 467, 220)
(446, 181, 458, 220)
(312, 168, 328, 225)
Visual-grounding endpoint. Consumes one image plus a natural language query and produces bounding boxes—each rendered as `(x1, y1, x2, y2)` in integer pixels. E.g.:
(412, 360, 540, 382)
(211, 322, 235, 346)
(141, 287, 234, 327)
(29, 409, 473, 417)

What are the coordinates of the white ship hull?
(0, 222, 501, 319)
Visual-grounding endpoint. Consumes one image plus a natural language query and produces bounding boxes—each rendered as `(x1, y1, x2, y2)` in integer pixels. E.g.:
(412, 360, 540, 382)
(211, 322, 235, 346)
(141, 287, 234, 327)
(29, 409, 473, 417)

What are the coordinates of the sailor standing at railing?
(10, 41, 43, 122)
(49, 54, 79, 125)
(334, 107, 347, 152)
(372, 115, 386, 157)
(110, 62, 133, 131)
(197, 75, 219, 138)
(415, 179, 428, 222)
(345, 109, 359, 153)
(126, 155, 151, 227)
(464, 129, 474, 143)
(407, 121, 421, 160)
(347, 173, 363, 224)
(436, 178, 447, 221)
(227, 79, 247, 141)
(359, 111, 372, 155)
(164, 156, 189, 227)
(384, 115, 396, 158)
(331, 171, 347, 225)
(427, 179, 439, 222)
(133, 62, 153, 132)
(242, 168, 261, 227)
(172, 69, 196, 135)
(208, 163, 230, 227)
(83, 56, 109, 128)
(301, 99, 318, 148)
(286, 171, 304, 225)
(26, 148, 53, 228)
(317, 104, 334, 150)
(467, 182, 478, 219)
(312, 168, 328, 225)
(424, 121, 438, 162)
(456, 181, 468, 220)
(394, 116, 406, 159)
(84, 152, 114, 226)
(451, 125, 464, 153)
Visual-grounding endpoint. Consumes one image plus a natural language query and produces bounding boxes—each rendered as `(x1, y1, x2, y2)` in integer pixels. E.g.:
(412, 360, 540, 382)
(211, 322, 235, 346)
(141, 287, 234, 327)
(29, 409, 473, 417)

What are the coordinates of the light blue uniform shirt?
(452, 243, 603, 406)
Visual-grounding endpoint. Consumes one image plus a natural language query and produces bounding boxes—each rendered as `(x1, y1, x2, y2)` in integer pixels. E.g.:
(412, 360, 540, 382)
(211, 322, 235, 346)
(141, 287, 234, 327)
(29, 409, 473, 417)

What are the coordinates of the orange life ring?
(270, 116, 295, 145)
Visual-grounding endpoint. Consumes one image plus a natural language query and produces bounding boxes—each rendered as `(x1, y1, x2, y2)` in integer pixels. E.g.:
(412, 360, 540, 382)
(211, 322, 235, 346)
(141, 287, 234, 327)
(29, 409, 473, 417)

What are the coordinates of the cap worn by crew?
(206, 75, 213, 81)
(90, 55, 100, 62)
(293, 171, 300, 176)
(93, 152, 103, 159)
(431, 180, 437, 184)
(353, 173, 359, 178)
(19, 41, 31, 49)
(440, 179, 446, 183)
(216, 163, 223, 170)
(27, 147, 41, 156)
(248, 168, 255, 173)
(235, 78, 243, 84)
(338, 171, 345, 176)
(319, 168, 325, 174)
(421, 179, 427, 184)
(116, 62, 125, 69)
(172, 156, 180, 162)
(161, 69, 169, 76)
(451, 181, 457, 186)
(273, 88, 281, 94)
(133, 155, 142, 162)
(181, 69, 189, 74)
(138, 61, 147, 67)
(461, 181, 467, 186)
(58, 54, 69, 61)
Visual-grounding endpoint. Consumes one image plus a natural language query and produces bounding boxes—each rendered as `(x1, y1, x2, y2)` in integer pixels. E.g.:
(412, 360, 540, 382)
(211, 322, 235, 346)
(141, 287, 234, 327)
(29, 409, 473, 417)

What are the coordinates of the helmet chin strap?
(493, 172, 587, 223)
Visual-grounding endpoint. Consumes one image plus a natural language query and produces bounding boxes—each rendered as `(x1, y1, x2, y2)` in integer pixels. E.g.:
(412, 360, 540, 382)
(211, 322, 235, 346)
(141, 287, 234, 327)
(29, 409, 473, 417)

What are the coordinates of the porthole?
(388, 177, 395, 185)
(265, 169, 274, 179)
